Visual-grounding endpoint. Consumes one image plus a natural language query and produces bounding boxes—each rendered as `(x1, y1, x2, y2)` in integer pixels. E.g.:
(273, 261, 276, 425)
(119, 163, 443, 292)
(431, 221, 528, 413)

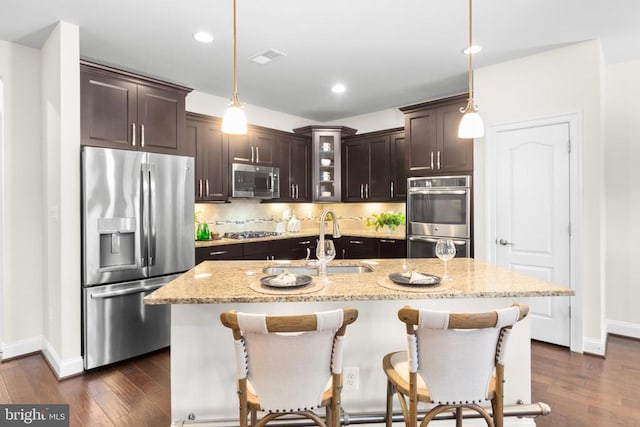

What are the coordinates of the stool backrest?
(221, 307, 358, 412)
(399, 304, 528, 405)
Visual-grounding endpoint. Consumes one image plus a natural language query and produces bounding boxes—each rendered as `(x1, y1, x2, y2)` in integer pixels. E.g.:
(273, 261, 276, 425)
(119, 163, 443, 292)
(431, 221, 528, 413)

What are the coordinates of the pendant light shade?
(458, 0, 484, 139)
(222, 97, 248, 134)
(458, 110, 484, 138)
(222, 0, 248, 135)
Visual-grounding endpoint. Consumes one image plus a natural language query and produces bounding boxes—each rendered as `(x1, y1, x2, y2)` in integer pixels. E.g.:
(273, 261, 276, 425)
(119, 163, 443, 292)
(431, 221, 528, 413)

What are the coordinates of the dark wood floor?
(1, 335, 639, 426)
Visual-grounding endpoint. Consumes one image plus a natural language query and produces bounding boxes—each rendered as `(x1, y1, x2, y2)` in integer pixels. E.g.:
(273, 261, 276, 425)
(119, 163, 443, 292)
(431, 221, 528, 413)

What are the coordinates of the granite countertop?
(195, 229, 406, 248)
(144, 258, 574, 305)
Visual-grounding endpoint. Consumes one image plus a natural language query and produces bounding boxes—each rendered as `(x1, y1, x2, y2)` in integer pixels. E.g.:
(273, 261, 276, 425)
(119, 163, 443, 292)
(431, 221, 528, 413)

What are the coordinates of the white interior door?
(495, 122, 571, 346)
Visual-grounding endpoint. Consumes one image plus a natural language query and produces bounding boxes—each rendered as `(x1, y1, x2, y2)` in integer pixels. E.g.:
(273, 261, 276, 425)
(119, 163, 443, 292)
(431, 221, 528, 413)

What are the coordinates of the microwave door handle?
(267, 173, 273, 191)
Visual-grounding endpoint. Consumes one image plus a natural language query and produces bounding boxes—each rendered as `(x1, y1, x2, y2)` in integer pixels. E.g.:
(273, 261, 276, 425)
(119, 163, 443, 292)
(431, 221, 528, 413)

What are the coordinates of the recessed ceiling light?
(462, 45, 482, 55)
(331, 83, 346, 94)
(193, 32, 214, 43)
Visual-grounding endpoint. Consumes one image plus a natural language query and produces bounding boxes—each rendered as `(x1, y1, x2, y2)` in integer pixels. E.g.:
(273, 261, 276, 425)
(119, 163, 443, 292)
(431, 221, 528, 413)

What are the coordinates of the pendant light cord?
(467, 0, 473, 102)
(232, 0, 239, 106)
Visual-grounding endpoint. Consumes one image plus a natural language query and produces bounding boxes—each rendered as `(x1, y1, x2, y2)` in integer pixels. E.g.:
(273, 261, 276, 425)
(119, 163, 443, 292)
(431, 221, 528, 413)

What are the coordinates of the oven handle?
(408, 189, 468, 195)
(409, 236, 467, 246)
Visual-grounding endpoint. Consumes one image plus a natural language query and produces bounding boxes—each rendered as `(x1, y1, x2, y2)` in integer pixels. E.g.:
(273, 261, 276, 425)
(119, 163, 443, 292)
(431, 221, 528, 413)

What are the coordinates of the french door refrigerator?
(81, 146, 194, 369)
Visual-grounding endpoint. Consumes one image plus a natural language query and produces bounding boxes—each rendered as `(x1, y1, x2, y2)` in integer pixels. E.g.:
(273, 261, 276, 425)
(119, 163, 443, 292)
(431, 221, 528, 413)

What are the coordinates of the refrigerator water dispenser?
(98, 217, 137, 270)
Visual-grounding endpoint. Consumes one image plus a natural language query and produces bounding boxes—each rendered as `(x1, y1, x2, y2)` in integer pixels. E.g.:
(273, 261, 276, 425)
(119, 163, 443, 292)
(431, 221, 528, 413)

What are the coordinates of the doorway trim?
(485, 112, 583, 353)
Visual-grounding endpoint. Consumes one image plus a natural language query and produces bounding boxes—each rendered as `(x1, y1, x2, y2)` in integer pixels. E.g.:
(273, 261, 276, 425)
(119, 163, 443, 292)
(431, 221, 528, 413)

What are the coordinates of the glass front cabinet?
(293, 126, 357, 202)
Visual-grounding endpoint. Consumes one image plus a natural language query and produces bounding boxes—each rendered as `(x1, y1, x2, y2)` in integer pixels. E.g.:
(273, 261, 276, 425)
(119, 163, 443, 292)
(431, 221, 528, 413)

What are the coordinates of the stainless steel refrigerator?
(81, 146, 194, 369)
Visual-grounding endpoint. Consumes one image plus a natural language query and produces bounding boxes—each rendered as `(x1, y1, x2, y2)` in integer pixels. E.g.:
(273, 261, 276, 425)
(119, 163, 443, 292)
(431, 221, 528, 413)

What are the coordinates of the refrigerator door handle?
(148, 163, 157, 267)
(140, 166, 148, 267)
(90, 283, 165, 299)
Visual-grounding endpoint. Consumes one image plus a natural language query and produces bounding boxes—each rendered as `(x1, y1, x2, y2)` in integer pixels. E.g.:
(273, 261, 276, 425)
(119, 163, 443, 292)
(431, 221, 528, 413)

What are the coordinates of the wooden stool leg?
(386, 380, 394, 427)
(455, 407, 463, 427)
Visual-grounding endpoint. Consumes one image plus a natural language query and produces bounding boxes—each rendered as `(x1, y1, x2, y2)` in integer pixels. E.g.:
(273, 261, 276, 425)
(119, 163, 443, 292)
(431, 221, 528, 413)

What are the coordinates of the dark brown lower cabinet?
(196, 244, 243, 264)
(289, 236, 317, 260)
(243, 240, 291, 261)
(377, 238, 407, 258)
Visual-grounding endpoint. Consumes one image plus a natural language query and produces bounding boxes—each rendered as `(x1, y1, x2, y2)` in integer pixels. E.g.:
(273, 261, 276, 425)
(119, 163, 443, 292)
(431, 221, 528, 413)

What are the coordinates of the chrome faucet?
(316, 209, 341, 276)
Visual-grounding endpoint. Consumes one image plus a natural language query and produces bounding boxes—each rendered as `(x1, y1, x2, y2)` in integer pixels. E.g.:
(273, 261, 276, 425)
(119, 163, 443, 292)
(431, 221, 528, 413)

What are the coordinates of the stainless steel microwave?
(231, 163, 280, 199)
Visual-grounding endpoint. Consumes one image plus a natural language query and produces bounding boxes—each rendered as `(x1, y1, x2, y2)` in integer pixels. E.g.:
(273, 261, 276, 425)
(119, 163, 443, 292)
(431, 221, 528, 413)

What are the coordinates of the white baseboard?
(583, 337, 606, 356)
(608, 320, 640, 340)
(1, 335, 83, 379)
(41, 338, 84, 379)
(0, 335, 43, 360)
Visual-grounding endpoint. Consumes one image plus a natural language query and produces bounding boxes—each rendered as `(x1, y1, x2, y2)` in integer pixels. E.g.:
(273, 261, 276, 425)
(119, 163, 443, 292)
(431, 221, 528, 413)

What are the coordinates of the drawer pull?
(209, 250, 228, 256)
(380, 239, 396, 243)
(298, 240, 311, 245)
(349, 240, 363, 245)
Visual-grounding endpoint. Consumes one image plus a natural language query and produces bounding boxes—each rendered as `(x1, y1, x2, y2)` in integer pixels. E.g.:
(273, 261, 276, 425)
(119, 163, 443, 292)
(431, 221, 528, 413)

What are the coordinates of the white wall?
(186, 91, 315, 132)
(41, 21, 82, 375)
(0, 41, 44, 356)
(474, 41, 606, 347)
(604, 60, 640, 336)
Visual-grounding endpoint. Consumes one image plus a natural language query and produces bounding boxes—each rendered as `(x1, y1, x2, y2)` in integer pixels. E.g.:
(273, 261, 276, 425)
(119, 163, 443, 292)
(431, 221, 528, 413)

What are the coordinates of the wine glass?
(316, 239, 336, 277)
(435, 239, 456, 280)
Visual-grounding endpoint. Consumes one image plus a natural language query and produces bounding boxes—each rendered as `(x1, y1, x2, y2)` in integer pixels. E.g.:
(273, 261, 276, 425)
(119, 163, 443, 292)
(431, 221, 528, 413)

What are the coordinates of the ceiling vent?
(250, 48, 287, 65)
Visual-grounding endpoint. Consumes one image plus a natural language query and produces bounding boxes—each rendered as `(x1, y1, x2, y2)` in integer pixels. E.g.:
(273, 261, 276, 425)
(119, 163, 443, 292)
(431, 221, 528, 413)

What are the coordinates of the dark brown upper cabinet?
(342, 128, 405, 202)
(389, 131, 407, 200)
(186, 113, 229, 202)
(80, 61, 191, 156)
(228, 129, 276, 166)
(275, 135, 311, 202)
(400, 94, 473, 176)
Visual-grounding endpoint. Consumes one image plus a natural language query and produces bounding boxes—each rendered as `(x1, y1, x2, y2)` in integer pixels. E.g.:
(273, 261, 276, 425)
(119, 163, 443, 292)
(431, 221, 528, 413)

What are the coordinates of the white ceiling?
(2, 0, 639, 122)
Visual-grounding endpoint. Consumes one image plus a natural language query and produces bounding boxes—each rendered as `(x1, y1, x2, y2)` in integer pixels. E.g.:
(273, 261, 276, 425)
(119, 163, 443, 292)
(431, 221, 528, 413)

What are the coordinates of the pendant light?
(222, 0, 248, 134)
(458, 0, 484, 139)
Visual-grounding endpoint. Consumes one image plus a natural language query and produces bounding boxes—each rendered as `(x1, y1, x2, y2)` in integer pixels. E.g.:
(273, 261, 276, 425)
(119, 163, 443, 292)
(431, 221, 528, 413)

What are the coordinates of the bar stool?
(382, 304, 529, 427)
(220, 307, 358, 427)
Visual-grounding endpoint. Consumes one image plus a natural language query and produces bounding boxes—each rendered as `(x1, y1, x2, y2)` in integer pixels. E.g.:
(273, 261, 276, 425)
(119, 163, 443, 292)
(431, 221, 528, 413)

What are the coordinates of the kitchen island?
(145, 258, 573, 426)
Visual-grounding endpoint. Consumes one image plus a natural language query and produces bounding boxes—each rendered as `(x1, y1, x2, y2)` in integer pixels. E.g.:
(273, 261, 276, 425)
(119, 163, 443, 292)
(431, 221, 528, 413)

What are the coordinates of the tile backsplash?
(195, 200, 406, 235)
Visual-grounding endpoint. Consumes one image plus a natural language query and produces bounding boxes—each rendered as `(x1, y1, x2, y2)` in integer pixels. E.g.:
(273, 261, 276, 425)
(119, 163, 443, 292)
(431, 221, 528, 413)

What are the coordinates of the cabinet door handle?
(430, 151, 434, 170)
(360, 184, 364, 199)
(295, 184, 299, 199)
(256, 146, 260, 163)
(141, 124, 145, 147)
(199, 179, 203, 198)
(390, 181, 394, 199)
(437, 151, 441, 170)
(349, 240, 364, 245)
(291, 183, 294, 198)
(251, 146, 255, 163)
(316, 185, 320, 199)
(365, 183, 369, 199)
(132, 123, 136, 147)
(205, 179, 210, 197)
(209, 250, 228, 256)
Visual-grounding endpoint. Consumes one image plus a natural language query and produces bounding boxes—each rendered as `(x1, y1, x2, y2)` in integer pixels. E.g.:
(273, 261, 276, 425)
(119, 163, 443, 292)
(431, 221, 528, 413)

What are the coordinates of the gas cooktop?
(223, 231, 282, 240)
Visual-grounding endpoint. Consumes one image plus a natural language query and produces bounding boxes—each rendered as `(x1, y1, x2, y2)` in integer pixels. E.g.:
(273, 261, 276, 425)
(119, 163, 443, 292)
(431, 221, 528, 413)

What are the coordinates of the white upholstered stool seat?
(382, 304, 528, 427)
(220, 307, 358, 427)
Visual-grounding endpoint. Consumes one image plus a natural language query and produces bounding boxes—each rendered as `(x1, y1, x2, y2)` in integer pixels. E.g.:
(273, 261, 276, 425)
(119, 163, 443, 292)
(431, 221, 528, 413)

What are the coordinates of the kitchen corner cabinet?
(80, 61, 191, 156)
(228, 129, 276, 166)
(342, 128, 405, 202)
(293, 126, 357, 202)
(186, 113, 229, 202)
(275, 135, 311, 202)
(400, 94, 473, 176)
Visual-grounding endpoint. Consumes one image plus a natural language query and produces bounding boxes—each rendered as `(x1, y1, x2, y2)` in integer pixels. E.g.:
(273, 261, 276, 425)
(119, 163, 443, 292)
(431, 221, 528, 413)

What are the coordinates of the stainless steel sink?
(262, 265, 374, 276)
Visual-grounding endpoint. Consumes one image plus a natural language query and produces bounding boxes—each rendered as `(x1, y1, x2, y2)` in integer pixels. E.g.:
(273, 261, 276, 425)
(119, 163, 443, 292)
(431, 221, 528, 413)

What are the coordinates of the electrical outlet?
(343, 366, 359, 390)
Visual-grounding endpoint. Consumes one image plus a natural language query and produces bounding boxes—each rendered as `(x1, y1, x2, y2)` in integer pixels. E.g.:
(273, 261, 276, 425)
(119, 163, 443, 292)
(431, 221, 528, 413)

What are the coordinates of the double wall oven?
(406, 175, 472, 258)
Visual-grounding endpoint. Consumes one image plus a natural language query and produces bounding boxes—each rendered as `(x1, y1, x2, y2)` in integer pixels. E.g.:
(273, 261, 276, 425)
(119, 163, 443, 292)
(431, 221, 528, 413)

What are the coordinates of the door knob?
(498, 239, 513, 246)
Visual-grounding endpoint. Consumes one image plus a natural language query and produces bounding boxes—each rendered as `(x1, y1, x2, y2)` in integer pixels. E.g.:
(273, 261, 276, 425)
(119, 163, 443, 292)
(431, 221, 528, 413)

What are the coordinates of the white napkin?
(270, 271, 297, 287)
(401, 271, 435, 284)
